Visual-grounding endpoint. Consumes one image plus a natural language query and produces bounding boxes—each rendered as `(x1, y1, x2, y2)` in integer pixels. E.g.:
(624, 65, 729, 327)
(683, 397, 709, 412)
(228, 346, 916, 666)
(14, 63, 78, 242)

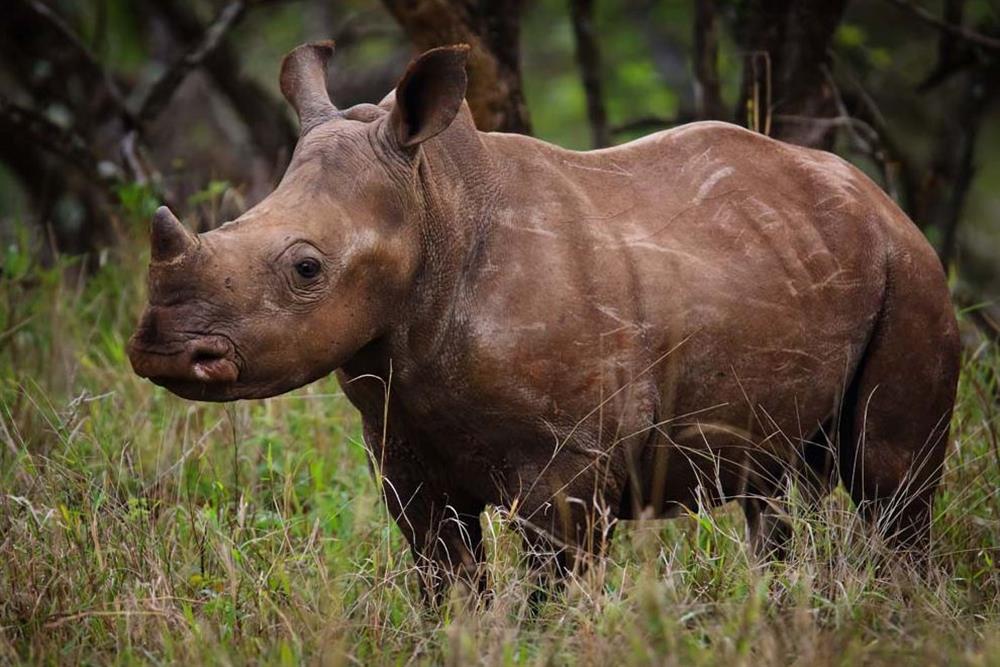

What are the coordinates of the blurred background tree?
(1, 0, 998, 331)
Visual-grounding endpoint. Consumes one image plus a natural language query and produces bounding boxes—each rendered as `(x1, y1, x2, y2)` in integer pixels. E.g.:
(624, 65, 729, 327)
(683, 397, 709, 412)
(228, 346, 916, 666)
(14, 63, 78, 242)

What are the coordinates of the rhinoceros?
(127, 42, 960, 592)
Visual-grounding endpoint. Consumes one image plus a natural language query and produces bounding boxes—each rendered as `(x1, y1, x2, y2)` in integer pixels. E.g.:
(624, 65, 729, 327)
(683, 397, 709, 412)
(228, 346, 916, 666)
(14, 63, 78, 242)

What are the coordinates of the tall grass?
(1, 230, 999, 665)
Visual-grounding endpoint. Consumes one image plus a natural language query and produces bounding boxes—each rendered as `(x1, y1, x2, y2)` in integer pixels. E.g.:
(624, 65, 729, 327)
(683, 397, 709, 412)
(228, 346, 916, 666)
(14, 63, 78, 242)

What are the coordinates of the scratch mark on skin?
(595, 305, 647, 334)
(815, 194, 851, 211)
(794, 153, 859, 200)
(616, 239, 723, 277)
(595, 305, 628, 325)
(599, 324, 633, 338)
(695, 167, 734, 202)
(636, 189, 745, 242)
(807, 269, 854, 291)
(681, 147, 713, 175)
(503, 223, 559, 238)
(560, 160, 633, 177)
(746, 346, 826, 365)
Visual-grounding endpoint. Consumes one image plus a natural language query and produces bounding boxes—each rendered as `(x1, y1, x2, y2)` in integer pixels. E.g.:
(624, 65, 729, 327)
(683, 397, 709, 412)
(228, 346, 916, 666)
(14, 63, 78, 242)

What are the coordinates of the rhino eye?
(294, 258, 321, 279)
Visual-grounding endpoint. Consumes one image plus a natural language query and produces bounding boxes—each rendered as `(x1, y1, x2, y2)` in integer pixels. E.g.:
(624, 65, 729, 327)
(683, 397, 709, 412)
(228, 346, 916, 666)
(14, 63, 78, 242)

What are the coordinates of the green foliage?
(115, 182, 161, 228)
(2, 221, 37, 283)
(522, 0, 589, 149)
(836, 23, 893, 72)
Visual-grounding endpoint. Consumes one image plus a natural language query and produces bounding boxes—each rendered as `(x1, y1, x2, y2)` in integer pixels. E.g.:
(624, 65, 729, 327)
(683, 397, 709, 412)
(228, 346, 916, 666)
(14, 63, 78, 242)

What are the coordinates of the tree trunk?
(569, 0, 610, 148)
(381, 0, 532, 134)
(734, 0, 850, 149)
(693, 0, 726, 120)
(927, 65, 998, 267)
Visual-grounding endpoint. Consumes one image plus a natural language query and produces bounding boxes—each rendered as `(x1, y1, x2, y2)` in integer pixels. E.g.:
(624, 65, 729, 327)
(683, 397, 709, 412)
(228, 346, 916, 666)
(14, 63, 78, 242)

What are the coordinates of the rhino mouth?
(127, 333, 241, 389)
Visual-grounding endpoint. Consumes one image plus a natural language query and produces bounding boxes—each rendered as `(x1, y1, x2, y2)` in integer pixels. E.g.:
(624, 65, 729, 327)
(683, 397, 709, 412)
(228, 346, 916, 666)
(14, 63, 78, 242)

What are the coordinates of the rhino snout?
(127, 333, 239, 386)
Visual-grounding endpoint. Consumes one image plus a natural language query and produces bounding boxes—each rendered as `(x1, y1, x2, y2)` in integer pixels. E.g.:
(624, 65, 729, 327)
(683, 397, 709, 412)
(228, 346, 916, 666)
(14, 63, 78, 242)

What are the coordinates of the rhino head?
(127, 42, 470, 401)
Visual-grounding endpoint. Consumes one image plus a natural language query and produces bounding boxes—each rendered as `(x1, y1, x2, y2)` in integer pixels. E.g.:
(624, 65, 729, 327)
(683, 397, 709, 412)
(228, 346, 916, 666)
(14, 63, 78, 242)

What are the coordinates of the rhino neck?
(415, 112, 499, 257)
(376, 114, 502, 379)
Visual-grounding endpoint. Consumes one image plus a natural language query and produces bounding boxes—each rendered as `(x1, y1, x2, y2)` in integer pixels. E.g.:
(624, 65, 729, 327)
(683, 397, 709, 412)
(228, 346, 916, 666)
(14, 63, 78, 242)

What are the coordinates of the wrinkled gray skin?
(128, 42, 960, 594)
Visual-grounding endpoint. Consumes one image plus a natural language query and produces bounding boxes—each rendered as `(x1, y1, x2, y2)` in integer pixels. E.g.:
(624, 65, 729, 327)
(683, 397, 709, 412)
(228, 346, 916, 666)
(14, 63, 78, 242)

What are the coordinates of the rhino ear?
(280, 41, 338, 134)
(388, 45, 470, 148)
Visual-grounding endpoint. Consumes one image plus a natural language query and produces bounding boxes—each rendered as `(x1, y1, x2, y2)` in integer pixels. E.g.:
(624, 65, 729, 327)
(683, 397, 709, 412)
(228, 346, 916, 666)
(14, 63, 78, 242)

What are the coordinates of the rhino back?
(459, 123, 910, 448)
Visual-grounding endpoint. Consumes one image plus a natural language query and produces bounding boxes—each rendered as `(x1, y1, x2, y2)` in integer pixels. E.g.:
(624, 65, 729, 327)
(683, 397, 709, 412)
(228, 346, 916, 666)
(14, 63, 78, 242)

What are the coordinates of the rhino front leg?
(347, 378, 487, 603)
(510, 464, 623, 594)
(374, 443, 486, 602)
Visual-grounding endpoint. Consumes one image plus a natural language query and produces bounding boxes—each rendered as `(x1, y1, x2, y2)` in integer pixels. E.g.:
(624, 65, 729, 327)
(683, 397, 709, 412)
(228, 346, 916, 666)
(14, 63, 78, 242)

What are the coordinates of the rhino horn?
(279, 41, 338, 135)
(150, 206, 196, 263)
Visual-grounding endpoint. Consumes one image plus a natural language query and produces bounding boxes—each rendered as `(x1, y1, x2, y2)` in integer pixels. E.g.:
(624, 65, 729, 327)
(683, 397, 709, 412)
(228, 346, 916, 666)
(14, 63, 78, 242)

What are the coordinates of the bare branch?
(0, 97, 107, 179)
(812, 68, 903, 201)
(150, 0, 298, 168)
(11, 0, 134, 124)
(885, 0, 1000, 52)
(137, 1, 247, 126)
(835, 64, 922, 219)
(918, 0, 974, 91)
(22, 0, 102, 73)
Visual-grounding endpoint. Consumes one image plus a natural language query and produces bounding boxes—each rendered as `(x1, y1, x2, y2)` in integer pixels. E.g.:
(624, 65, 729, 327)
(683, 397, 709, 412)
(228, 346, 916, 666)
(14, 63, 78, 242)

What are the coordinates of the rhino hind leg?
(740, 425, 837, 561)
(837, 263, 960, 559)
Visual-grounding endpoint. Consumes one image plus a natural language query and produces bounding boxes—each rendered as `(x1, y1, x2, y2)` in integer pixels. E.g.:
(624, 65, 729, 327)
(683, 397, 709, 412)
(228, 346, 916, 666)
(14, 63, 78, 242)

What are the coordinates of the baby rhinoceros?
(128, 42, 960, 594)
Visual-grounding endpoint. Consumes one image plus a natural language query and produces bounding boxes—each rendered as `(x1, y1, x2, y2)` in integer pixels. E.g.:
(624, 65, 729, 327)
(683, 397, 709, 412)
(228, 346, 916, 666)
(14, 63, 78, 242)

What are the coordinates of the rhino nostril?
(187, 339, 239, 384)
(191, 348, 224, 364)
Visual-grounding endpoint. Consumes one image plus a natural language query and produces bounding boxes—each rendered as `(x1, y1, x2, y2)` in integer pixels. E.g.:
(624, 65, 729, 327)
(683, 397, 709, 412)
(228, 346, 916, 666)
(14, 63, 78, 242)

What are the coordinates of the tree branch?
(137, 1, 246, 126)
(151, 0, 297, 169)
(0, 97, 109, 180)
(10, 0, 134, 125)
(836, 66, 921, 219)
(885, 0, 1000, 52)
